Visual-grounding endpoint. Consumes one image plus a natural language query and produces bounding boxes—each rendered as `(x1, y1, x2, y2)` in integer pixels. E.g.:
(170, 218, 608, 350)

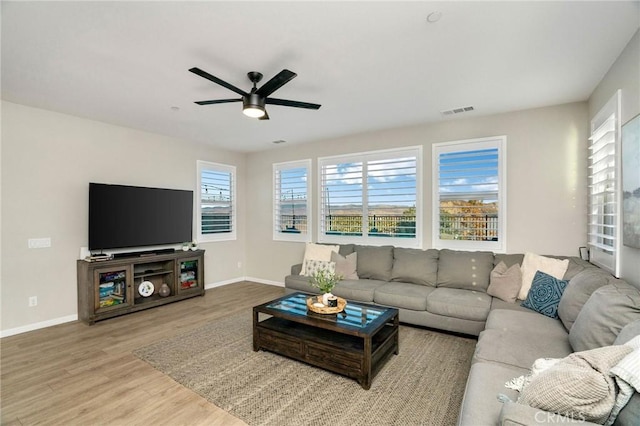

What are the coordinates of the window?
(432, 136, 506, 252)
(588, 91, 621, 275)
(318, 147, 421, 247)
(197, 161, 236, 242)
(273, 160, 311, 242)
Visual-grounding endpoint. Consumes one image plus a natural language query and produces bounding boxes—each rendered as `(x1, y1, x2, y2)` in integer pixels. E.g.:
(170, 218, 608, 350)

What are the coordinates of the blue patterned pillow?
(522, 271, 568, 318)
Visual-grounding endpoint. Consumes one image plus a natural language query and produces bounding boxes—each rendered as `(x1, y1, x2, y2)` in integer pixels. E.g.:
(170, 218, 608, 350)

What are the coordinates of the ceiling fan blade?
(194, 98, 242, 105)
(255, 69, 297, 97)
(189, 67, 248, 97)
(258, 110, 270, 120)
(266, 98, 321, 110)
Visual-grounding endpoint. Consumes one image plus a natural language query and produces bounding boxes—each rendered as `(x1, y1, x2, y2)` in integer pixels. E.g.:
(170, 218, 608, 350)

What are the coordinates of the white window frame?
(318, 146, 422, 248)
(196, 160, 236, 242)
(273, 159, 312, 242)
(432, 136, 507, 252)
(588, 91, 621, 276)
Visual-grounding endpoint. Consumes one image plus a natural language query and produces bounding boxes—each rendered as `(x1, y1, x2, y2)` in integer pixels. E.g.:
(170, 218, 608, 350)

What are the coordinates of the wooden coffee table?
(253, 292, 399, 389)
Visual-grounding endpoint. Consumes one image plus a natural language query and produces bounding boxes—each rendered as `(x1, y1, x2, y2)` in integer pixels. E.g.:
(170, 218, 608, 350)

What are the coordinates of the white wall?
(244, 102, 589, 283)
(589, 29, 640, 288)
(0, 101, 247, 335)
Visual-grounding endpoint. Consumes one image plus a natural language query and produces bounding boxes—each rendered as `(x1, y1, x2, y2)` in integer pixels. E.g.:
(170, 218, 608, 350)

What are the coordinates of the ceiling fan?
(189, 67, 321, 120)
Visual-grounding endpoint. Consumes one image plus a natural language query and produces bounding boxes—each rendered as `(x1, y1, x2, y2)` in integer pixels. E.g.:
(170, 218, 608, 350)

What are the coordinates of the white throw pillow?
(518, 253, 569, 300)
(300, 243, 339, 275)
(303, 259, 336, 277)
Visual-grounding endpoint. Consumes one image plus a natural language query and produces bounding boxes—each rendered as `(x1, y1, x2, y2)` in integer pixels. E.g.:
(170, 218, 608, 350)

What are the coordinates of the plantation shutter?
(273, 160, 310, 242)
(319, 147, 420, 246)
(432, 137, 505, 252)
(587, 91, 620, 275)
(199, 163, 235, 239)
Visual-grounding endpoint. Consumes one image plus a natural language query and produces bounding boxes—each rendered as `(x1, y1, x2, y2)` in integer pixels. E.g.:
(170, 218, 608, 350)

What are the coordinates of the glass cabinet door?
(94, 265, 132, 312)
(178, 257, 201, 294)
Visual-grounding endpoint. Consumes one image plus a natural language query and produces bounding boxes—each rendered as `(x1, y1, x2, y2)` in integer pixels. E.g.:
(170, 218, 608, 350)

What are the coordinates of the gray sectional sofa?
(284, 244, 640, 426)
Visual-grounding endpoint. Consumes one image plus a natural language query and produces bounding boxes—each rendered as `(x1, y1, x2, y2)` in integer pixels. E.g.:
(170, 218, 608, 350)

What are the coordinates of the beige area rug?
(134, 312, 476, 426)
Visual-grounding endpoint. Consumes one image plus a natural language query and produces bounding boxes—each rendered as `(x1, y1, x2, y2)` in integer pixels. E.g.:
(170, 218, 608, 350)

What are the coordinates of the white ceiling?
(2, 1, 639, 152)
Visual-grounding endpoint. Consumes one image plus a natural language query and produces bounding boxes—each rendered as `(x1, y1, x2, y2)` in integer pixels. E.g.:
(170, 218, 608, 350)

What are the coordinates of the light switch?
(28, 238, 51, 249)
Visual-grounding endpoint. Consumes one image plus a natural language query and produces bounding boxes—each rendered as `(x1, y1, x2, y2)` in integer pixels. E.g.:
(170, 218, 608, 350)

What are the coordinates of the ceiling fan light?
(243, 105, 265, 118)
(242, 94, 266, 118)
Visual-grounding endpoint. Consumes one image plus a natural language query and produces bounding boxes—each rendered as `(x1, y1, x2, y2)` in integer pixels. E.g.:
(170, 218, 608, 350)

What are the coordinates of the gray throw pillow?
(355, 245, 394, 281)
(487, 261, 523, 303)
(390, 248, 438, 286)
(436, 249, 494, 292)
(331, 251, 358, 280)
(569, 280, 640, 352)
(558, 269, 611, 331)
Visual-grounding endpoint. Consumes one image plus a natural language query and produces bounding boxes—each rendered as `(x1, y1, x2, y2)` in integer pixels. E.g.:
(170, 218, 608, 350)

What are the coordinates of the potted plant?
(310, 269, 342, 305)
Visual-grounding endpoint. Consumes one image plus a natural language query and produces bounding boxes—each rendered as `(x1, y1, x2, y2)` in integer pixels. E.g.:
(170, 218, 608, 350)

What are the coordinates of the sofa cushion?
(355, 245, 394, 281)
(494, 253, 524, 268)
(338, 244, 355, 256)
(426, 288, 491, 322)
(484, 309, 570, 337)
(474, 327, 573, 370)
(331, 251, 358, 280)
(521, 271, 568, 319)
(614, 320, 640, 345)
(458, 362, 528, 426)
(519, 253, 569, 300)
(558, 269, 611, 331)
(487, 261, 522, 303)
(373, 282, 435, 311)
(390, 247, 438, 286)
(569, 280, 640, 352)
(615, 392, 640, 426)
(330, 279, 387, 303)
(436, 249, 494, 292)
(490, 298, 530, 313)
(284, 274, 317, 294)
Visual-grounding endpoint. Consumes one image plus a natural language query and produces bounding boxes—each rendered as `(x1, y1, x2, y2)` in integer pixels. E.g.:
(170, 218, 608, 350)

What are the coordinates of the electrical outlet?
(28, 296, 38, 307)
(237, 261, 242, 269)
(28, 238, 51, 249)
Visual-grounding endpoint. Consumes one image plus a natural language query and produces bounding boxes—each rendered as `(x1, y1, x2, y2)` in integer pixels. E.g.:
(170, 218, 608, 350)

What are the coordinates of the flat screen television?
(89, 183, 193, 251)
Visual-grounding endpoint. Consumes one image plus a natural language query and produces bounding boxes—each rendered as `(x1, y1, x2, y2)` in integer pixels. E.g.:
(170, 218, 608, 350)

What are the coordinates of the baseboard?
(1, 314, 78, 338)
(204, 276, 284, 290)
(245, 277, 285, 287)
(3, 278, 283, 337)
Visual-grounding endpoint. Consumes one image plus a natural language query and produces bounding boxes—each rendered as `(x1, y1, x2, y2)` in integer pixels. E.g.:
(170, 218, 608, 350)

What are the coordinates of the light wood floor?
(1, 281, 284, 426)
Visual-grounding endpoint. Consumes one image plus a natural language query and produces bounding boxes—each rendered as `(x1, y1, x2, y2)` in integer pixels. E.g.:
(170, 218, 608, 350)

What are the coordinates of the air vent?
(441, 105, 475, 116)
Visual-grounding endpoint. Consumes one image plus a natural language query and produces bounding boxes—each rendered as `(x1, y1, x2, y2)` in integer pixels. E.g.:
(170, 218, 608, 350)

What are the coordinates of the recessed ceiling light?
(426, 11, 442, 23)
(273, 139, 286, 144)
(170, 106, 180, 111)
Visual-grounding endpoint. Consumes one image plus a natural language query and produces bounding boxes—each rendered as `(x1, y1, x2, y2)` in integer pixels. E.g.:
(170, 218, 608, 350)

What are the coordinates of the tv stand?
(77, 249, 205, 324)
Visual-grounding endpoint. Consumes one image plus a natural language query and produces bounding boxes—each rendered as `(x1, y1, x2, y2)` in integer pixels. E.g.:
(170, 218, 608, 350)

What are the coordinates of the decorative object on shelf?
(309, 269, 342, 306)
(158, 283, 171, 297)
(182, 242, 191, 251)
(306, 295, 347, 314)
(190, 241, 199, 251)
(138, 280, 154, 297)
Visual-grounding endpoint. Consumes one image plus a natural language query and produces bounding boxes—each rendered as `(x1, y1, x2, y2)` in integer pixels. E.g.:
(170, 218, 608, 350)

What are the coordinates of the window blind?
(273, 161, 310, 241)
(319, 147, 420, 246)
(587, 94, 620, 275)
(197, 161, 236, 242)
(432, 137, 505, 251)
